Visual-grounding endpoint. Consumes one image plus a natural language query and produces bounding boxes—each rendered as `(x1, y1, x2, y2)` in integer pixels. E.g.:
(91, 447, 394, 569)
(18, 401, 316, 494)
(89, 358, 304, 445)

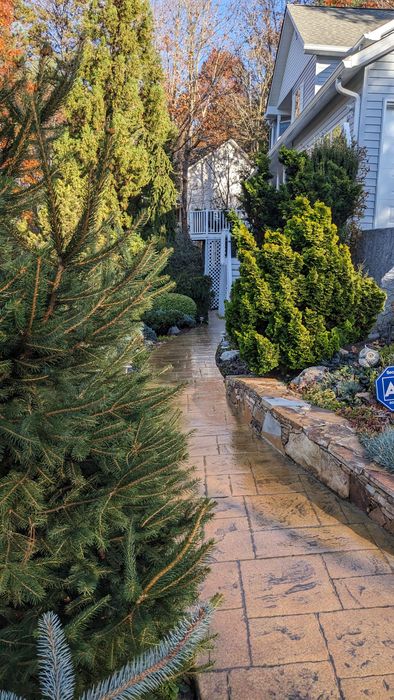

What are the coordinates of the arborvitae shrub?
(225, 197, 385, 375)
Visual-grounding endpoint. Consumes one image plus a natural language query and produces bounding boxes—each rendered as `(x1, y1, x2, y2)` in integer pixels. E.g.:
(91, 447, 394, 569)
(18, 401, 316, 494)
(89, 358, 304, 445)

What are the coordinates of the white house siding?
(293, 94, 354, 152)
(278, 31, 310, 107)
(359, 52, 394, 229)
(188, 141, 252, 211)
(293, 56, 317, 110)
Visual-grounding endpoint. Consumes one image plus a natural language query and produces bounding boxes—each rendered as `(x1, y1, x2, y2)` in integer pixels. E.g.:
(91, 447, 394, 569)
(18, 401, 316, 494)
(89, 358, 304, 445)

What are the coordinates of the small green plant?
(302, 386, 341, 411)
(225, 198, 385, 375)
(0, 606, 213, 699)
(144, 292, 197, 333)
(362, 429, 394, 473)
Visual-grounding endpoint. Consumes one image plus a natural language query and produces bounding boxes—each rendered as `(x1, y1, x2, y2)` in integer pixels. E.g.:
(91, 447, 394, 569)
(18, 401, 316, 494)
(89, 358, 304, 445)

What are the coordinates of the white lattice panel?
(206, 239, 221, 308)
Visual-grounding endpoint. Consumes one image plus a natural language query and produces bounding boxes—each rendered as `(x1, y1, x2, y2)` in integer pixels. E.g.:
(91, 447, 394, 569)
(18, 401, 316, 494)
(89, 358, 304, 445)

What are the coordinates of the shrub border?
(226, 376, 394, 535)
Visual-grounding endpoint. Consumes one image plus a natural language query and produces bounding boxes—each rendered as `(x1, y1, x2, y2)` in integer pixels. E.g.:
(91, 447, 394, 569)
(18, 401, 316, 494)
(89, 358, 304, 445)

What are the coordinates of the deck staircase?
(188, 209, 243, 314)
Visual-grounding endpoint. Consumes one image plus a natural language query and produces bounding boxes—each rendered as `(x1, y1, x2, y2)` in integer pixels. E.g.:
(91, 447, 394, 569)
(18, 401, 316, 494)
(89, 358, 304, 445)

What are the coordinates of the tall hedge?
(225, 197, 385, 375)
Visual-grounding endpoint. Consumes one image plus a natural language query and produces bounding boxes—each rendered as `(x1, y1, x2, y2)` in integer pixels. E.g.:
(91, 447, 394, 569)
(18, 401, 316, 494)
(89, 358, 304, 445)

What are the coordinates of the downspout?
(335, 78, 361, 140)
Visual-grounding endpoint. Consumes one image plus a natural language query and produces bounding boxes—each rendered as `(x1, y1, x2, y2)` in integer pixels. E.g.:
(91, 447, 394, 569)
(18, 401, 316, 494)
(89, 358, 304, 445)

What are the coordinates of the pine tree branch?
(30, 98, 64, 254)
(135, 503, 209, 606)
(26, 257, 42, 336)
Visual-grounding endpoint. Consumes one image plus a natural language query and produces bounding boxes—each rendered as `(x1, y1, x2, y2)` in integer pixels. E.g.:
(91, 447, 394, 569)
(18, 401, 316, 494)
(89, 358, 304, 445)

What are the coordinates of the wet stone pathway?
(151, 314, 394, 700)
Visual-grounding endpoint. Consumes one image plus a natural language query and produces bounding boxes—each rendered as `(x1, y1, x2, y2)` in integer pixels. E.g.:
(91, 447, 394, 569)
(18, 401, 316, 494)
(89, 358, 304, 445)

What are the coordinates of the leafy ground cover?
(297, 343, 394, 474)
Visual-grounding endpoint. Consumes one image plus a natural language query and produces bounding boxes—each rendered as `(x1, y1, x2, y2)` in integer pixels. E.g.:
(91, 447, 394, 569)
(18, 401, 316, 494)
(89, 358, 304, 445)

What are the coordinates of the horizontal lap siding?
(359, 52, 394, 229)
(293, 95, 353, 152)
(293, 56, 316, 109)
(278, 32, 310, 106)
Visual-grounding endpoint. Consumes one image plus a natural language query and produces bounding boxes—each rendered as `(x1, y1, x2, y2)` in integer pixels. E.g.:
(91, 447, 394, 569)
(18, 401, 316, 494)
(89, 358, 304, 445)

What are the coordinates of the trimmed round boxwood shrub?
(225, 197, 385, 375)
(144, 292, 197, 334)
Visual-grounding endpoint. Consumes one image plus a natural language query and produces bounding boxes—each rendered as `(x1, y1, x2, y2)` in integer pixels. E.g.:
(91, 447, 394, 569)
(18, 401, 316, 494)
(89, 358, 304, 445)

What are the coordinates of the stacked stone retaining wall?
(226, 376, 394, 535)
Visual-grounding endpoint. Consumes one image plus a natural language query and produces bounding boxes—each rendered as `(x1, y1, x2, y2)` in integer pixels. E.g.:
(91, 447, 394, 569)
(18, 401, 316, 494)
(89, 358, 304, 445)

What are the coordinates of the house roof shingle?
(288, 4, 394, 49)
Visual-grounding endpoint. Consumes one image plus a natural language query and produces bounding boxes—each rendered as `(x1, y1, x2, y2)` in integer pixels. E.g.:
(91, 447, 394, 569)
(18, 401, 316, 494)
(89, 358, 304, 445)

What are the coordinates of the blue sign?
(376, 366, 394, 412)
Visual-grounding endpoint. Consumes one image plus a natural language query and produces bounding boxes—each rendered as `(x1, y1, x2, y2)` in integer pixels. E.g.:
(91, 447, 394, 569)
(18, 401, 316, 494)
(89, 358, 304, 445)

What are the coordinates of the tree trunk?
(180, 143, 190, 237)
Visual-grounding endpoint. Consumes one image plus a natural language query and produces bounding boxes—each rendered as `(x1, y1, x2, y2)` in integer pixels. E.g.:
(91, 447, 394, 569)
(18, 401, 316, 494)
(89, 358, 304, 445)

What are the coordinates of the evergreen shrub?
(165, 231, 213, 320)
(144, 292, 197, 333)
(225, 197, 385, 375)
(242, 136, 365, 243)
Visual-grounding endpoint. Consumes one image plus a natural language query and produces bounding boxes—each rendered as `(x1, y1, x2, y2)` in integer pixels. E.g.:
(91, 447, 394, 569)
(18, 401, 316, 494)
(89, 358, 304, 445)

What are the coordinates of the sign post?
(376, 366, 394, 412)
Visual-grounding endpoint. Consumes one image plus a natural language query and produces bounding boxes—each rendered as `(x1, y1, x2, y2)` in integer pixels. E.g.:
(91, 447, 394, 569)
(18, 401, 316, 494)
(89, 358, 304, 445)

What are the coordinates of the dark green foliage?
(362, 429, 394, 474)
(241, 136, 365, 243)
(0, 57, 213, 695)
(144, 293, 197, 334)
(165, 231, 213, 320)
(225, 198, 385, 375)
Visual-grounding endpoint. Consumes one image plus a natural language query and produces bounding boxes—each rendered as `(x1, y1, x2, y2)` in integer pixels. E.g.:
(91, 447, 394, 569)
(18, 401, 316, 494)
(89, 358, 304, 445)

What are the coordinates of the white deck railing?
(188, 209, 243, 237)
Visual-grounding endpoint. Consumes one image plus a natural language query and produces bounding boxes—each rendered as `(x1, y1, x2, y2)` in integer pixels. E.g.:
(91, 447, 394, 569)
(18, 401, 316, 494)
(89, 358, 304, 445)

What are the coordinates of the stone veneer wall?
(226, 376, 394, 535)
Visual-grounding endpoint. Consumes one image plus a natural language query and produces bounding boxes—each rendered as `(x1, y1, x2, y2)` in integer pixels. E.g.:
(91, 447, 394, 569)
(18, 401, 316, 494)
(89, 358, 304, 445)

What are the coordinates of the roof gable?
(288, 5, 394, 52)
(268, 4, 394, 112)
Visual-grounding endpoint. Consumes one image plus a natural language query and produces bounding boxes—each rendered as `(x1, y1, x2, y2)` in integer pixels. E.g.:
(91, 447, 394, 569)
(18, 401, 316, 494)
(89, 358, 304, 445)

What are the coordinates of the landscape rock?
(358, 345, 380, 368)
(290, 365, 329, 391)
(355, 391, 374, 404)
(220, 349, 240, 362)
(168, 325, 180, 336)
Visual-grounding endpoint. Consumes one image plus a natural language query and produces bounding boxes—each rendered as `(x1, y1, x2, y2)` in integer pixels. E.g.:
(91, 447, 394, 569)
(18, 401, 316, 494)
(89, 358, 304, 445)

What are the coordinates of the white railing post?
(226, 232, 233, 302)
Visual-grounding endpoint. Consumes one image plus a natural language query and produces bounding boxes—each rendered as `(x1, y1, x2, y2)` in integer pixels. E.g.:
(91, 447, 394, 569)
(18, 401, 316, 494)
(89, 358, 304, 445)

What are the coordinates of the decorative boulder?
(358, 346, 380, 368)
(168, 326, 181, 336)
(290, 366, 329, 391)
(220, 350, 240, 363)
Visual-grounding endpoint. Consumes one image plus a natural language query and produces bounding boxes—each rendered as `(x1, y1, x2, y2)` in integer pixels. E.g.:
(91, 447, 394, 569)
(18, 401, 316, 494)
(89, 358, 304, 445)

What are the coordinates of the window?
(292, 83, 304, 121)
(279, 119, 291, 137)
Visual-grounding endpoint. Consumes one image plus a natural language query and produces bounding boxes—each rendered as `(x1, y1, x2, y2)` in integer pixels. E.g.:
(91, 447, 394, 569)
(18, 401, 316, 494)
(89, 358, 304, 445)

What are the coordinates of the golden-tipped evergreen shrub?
(225, 197, 385, 375)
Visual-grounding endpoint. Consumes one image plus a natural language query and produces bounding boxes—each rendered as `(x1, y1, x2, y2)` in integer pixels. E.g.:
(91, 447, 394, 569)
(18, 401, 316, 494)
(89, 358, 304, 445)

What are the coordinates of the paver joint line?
(151, 315, 394, 700)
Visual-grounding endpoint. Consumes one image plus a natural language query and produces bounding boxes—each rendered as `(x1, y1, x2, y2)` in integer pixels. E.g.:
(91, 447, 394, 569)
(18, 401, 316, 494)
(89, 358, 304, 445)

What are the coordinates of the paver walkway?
(151, 314, 394, 700)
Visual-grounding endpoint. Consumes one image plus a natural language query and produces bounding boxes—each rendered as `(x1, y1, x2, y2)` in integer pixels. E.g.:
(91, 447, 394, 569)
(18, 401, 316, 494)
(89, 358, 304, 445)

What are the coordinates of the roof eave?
(304, 44, 350, 56)
(267, 27, 394, 155)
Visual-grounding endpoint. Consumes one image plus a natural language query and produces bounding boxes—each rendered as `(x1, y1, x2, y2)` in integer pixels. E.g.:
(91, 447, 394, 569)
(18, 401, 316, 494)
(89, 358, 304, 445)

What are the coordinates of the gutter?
(335, 79, 360, 140)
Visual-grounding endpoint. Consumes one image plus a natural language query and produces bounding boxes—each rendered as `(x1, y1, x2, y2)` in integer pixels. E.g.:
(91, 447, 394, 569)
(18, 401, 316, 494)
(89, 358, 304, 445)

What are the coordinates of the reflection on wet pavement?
(150, 313, 394, 700)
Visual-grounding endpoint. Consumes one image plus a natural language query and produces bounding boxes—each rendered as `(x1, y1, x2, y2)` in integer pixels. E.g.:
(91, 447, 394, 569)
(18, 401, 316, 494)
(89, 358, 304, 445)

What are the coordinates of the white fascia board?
(343, 32, 394, 69)
(365, 19, 394, 42)
(304, 44, 350, 56)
